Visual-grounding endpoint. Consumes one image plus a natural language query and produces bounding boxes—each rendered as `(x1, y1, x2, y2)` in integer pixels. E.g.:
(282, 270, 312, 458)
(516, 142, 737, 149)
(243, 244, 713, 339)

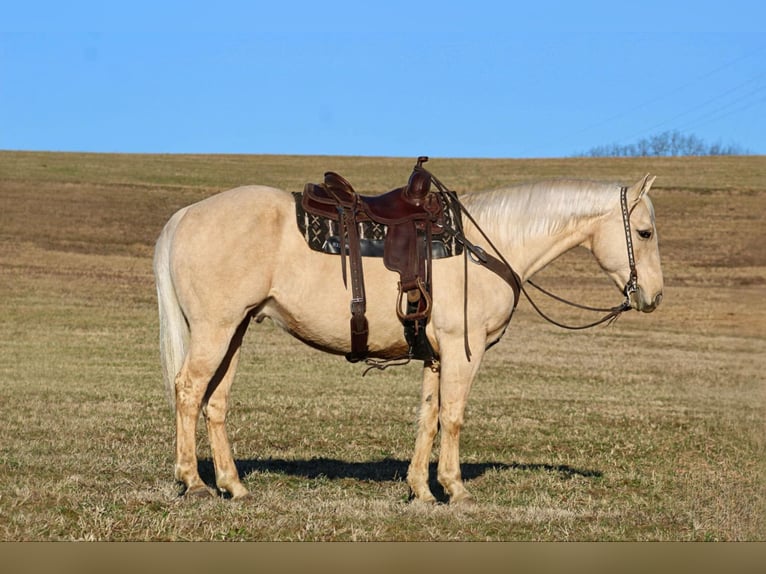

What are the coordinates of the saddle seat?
(303, 167, 439, 225)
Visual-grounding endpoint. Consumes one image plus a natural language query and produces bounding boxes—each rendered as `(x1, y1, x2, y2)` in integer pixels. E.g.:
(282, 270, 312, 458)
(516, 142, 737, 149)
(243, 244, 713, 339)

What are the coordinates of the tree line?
(578, 130, 749, 157)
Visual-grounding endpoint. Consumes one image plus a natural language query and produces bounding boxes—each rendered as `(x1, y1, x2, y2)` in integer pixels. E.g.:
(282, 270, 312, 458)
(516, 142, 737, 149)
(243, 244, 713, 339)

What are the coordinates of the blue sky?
(1, 1, 764, 158)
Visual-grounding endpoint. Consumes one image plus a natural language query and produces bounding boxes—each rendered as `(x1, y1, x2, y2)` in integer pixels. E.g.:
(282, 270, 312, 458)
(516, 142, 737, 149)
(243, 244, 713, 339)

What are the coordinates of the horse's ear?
(628, 173, 656, 205)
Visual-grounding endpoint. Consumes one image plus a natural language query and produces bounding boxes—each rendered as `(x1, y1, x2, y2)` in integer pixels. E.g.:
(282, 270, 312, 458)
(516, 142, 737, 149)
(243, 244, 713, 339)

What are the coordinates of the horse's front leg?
(436, 338, 485, 505)
(407, 364, 441, 503)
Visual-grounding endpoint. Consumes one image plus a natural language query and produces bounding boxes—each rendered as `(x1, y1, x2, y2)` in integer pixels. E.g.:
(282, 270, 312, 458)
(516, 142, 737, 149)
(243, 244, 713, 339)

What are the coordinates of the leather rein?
(423, 167, 638, 345)
(520, 186, 637, 330)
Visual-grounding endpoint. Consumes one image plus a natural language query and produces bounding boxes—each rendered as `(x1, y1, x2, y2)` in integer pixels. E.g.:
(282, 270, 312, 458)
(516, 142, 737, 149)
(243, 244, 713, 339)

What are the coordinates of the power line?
(676, 93, 766, 134)
(619, 73, 766, 143)
(571, 46, 766, 139)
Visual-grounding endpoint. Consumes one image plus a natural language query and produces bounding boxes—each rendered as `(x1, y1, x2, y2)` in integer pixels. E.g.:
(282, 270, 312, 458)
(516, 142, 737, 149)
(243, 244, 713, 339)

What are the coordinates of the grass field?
(0, 151, 763, 541)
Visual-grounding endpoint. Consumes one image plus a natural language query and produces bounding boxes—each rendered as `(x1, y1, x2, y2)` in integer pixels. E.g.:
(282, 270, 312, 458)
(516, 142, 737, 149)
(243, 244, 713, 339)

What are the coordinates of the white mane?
(459, 179, 623, 245)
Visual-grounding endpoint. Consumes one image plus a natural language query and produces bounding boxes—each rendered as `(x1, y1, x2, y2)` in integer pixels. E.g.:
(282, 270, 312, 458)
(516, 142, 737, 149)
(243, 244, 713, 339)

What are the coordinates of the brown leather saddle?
(301, 157, 447, 364)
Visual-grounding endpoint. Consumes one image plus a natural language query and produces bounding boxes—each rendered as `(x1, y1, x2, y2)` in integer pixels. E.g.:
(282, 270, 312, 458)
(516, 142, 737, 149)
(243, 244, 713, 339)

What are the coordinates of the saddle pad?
(292, 192, 464, 259)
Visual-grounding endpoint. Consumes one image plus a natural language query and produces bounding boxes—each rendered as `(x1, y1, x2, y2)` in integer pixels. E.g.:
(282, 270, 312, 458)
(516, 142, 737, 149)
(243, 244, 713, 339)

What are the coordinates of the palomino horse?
(153, 172, 663, 504)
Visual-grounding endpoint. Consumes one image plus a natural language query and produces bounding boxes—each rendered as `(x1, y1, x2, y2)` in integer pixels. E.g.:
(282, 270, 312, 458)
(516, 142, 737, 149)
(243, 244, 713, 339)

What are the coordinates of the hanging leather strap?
(343, 208, 369, 362)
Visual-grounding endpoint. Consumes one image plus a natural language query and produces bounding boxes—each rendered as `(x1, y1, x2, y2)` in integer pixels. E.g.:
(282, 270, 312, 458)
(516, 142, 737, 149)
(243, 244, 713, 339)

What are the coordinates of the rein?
(521, 186, 637, 330)
(423, 168, 637, 346)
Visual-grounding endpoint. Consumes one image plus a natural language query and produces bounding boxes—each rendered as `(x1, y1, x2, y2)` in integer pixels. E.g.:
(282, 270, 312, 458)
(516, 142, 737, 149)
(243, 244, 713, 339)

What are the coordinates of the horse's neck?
(460, 185, 604, 281)
(511, 225, 591, 281)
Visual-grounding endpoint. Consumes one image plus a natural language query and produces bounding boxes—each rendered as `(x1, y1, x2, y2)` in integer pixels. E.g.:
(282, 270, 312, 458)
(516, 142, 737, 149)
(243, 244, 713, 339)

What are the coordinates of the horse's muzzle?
(630, 288, 663, 313)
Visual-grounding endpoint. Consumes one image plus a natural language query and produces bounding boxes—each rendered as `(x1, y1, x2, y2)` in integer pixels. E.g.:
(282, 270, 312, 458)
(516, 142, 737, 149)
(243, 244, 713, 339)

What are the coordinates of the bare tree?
(579, 130, 749, 157)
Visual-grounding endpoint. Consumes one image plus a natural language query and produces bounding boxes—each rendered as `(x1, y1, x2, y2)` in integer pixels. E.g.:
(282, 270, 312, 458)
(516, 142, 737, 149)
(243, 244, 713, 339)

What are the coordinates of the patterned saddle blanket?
(293, 192, 464, 259)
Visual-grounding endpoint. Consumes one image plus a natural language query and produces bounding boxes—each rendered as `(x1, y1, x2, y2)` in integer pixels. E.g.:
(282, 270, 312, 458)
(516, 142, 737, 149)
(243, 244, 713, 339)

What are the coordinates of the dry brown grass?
(0, 151, 763, 540)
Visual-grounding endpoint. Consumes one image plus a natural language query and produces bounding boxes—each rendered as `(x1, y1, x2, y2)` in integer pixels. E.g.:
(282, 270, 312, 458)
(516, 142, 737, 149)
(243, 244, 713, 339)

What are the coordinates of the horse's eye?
(637, 229, 653, 240)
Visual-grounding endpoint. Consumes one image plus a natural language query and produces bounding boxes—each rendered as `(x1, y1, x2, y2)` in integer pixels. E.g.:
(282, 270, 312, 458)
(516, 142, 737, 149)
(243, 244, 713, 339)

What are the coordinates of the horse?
(153, 171, 663, 504)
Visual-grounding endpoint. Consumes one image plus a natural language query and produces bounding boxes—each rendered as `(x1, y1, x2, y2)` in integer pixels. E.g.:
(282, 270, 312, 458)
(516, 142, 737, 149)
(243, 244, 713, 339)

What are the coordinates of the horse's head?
(589, 174, 664, 313)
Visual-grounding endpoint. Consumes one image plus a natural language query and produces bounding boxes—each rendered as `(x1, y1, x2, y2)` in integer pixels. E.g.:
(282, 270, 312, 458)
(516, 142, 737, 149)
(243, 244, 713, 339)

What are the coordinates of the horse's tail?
(153, 209, 189, 409)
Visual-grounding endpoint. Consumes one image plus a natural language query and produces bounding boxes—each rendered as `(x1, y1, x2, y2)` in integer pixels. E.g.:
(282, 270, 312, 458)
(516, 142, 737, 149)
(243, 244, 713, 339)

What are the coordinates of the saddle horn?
(403, 156, 432, 206)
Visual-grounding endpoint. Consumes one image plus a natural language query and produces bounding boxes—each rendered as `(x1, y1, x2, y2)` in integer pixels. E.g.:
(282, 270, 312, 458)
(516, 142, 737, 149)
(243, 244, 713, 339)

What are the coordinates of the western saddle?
(301, 157, 448, 365)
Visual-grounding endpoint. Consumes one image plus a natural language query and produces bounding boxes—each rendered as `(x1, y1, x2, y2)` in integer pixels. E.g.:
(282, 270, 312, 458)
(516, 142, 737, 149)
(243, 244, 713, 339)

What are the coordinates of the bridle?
(426, 170, 640, 343)
(517, 185, 638, 330)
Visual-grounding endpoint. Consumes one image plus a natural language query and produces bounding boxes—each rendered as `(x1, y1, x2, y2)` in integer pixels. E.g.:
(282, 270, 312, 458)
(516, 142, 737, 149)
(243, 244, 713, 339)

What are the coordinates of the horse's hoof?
(184, 484, 214, 499)
(230, 490, 253, 502)
(408, 487, 438, 505)
(449, 492, 476, 506)
(410, 495, 438, 506)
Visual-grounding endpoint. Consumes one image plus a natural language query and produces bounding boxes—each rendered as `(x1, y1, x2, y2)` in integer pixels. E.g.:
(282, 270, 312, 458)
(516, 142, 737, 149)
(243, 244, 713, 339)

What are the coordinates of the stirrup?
(396, 278, 431, 322)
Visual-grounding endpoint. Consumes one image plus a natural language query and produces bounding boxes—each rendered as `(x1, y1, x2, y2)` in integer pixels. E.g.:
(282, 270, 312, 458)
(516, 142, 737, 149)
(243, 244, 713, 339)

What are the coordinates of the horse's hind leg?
(174, 322, 240, 497)
(407, 365, 440, 503)
(201, 318, 250, 499)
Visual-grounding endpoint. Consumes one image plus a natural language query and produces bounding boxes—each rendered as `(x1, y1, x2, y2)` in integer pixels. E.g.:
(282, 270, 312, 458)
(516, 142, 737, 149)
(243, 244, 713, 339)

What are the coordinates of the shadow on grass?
(196, 457, 602, 501)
